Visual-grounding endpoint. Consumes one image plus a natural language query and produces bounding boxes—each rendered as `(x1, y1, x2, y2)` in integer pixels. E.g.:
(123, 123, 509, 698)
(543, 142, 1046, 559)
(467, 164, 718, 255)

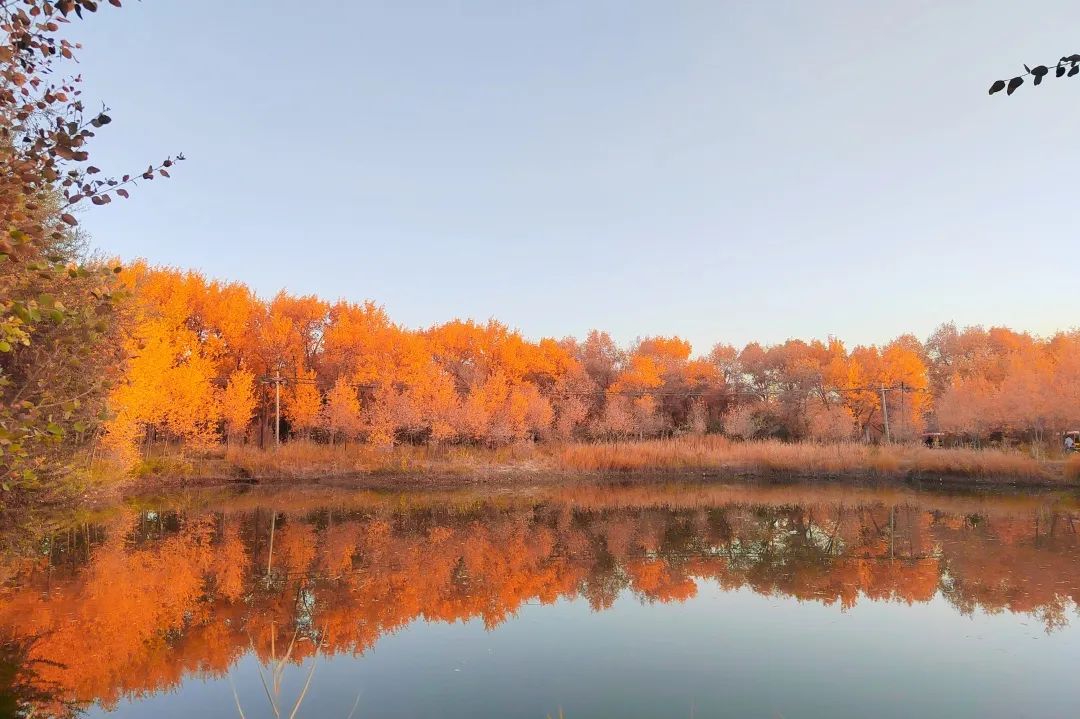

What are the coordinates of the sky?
(65, 0, 1080, 353)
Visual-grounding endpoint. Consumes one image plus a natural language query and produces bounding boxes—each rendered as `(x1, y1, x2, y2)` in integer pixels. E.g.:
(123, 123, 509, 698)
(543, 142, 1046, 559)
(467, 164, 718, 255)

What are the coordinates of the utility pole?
(898, 382, 905, 442)
(273, 364, 283, 449)
(262, 360, 286, 450)
(880, 383, 892, 443)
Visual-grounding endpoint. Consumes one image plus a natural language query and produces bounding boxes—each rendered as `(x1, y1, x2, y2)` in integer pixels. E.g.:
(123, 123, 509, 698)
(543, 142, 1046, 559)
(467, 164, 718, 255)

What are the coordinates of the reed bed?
(553, 436, 895, 474)
(550, 436, 1052, 481)
(221, 436, 1063, 484)
(902, 446, 1048, 479)
(1065, 454, 1080, 482)
(227, 440, 547, 480)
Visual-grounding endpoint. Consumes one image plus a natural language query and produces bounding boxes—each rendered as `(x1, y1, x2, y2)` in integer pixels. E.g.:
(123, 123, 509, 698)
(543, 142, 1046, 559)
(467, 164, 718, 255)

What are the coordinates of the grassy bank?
(555, 436, 1054, 480)
(125, 437, 1080, 487)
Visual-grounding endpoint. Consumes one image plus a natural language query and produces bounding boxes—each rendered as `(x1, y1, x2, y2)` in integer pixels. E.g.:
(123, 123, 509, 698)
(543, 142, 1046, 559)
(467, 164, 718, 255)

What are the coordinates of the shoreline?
(46, 437, 1080, 510)
(119, 463, 1080, 495)
(12, 461, 1078, 537)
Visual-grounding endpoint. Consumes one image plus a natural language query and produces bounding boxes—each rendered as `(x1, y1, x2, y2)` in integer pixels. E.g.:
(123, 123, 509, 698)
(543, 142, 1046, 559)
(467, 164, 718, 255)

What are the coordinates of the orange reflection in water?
(1, 482, 1079, 716)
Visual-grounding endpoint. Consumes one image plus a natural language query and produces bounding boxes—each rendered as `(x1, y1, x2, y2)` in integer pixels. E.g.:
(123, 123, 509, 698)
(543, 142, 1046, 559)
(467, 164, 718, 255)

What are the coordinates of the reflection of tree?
(1, 486, 1078, 714)
(0, 634, 81, 719)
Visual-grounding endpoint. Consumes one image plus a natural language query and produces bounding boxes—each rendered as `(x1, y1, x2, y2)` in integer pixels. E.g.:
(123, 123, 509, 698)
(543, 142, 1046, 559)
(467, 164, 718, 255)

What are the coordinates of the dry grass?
(1065, 454, 1080, 482)
(553, 436, 895, 474)
(551, 436, 1052, 481)
(218, 436, 1063, 484)
(227, 439, 547, 480)
(902, 446, 1048, 480)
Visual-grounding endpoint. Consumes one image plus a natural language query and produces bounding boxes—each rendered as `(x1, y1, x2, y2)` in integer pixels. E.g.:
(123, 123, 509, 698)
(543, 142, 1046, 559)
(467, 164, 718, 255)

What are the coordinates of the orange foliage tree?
(322, 377, 362, 446)
(221, 369, 256, 446)
(283, 367, 321, 439)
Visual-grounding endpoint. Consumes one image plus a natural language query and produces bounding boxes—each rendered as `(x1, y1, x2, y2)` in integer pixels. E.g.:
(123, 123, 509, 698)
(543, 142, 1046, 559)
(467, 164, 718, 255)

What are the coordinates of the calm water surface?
(3, 480, 1080, 718)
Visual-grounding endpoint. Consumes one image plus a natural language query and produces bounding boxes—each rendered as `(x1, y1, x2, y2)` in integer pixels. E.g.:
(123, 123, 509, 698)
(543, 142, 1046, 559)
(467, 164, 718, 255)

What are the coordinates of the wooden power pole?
(273, 364, 284, 449)
(898, 382, 905, 442)
(261, 361, 286, 450)
(880, 383, 892, 443)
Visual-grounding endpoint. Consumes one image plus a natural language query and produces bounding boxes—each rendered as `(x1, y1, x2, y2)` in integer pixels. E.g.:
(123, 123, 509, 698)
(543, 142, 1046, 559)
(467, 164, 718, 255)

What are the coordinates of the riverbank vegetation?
(12, 257, 1080, 498)
(1, 0, 180, 503)
(98, 266, 1080, 463)
(552, 436, 1053, 480)
(3, 1, 1080, 505)
(65, 267, 1080, 491)
(128, 436, 1067, 486)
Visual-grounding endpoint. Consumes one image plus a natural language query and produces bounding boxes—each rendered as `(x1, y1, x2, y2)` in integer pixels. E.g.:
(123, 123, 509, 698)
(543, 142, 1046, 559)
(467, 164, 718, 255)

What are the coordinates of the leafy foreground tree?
(0, 0, 180, 502)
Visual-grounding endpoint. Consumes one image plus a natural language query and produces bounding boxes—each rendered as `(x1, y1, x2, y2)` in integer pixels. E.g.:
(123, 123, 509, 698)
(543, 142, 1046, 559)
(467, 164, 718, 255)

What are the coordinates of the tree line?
(93, 263, 1080, 464)
(4, 0, 1079, 496)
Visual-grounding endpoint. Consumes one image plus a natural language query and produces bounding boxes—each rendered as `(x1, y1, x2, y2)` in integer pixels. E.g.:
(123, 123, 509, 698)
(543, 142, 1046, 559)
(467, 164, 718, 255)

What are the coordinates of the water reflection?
(2, 481, 1079, 717)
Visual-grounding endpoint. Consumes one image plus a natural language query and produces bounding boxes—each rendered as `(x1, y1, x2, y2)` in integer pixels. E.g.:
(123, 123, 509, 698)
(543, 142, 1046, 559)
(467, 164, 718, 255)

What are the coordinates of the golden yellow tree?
(103, 294, 222, 463)
(284, 367, 322, 439)
(221, 369, 257, 446)
(322, 377, 361, 445)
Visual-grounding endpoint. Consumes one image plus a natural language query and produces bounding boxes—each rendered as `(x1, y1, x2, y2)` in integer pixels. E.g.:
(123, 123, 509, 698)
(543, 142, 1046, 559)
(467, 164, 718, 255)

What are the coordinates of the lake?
(2, 480, 1079, 718)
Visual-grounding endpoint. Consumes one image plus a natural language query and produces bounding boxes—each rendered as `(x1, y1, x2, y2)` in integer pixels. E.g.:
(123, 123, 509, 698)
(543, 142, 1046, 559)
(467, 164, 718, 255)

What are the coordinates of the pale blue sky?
(67, 1, 1080, 353)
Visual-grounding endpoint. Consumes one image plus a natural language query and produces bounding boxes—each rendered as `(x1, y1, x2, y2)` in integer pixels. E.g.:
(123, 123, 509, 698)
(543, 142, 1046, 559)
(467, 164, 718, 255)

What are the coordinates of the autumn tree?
(936, 375, 996, 437)
(415, 367, 461, 444)
(577, 330, 623, 391)
(322, 377, 361, 446)
(878, 335, 931, 440)
(103, 269, 222, 463)
(926, 324, 1080, 448)
(806, 402, 857, 443)
(687, 398, 707, 436)
(221, 369, 256, 446)
(284, 367, 321, 439)
(0, 0, 180, 496)
(269, 292, 328, 371)
(551, 365, 593, 441)
(366, 383, 407, 448)
(722, 403, 761, 440)
(593, 394, 635, 439)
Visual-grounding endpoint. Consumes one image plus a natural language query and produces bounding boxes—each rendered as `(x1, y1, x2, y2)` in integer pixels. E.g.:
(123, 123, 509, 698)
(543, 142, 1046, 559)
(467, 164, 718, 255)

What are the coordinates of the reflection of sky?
(89, 586, 1080, 719)
(64, 1, 1080, 350)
